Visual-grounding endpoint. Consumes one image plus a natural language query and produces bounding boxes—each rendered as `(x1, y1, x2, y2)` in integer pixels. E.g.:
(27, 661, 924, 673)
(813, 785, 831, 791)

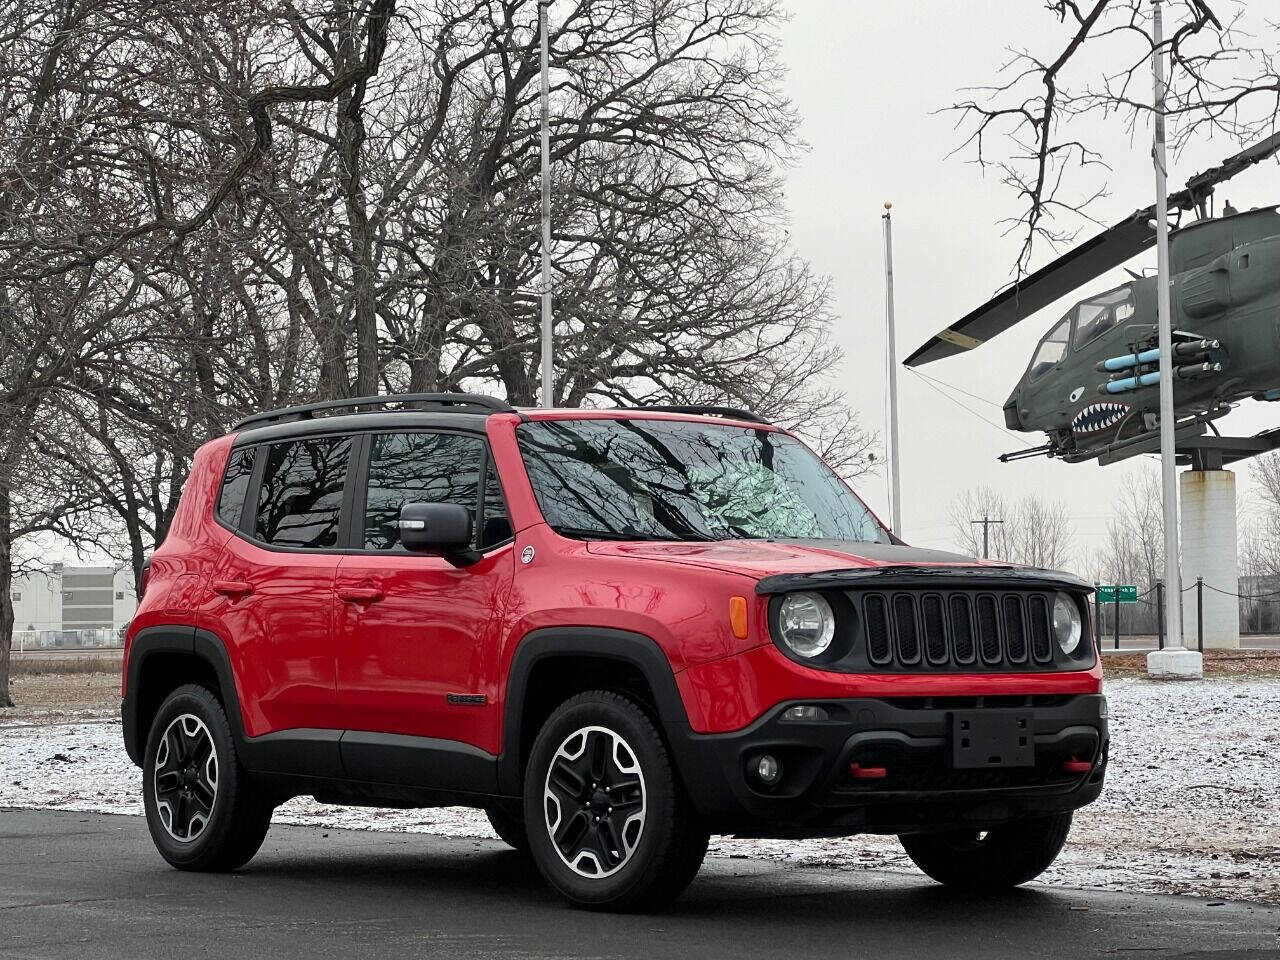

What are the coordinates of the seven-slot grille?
(857, 590, 1056, 671)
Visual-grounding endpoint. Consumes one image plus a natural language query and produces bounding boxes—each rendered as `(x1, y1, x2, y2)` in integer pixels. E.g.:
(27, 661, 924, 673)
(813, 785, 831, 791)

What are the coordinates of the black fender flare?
(122, 625, 247, 767)
(496, 627, 692, 796)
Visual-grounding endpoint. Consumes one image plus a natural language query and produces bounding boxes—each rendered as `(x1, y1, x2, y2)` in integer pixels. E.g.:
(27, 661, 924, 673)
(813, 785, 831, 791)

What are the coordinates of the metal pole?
(538, 0, 554, 407)
(1114, 591, 1120, 650)
(1152, 0, 1184, 649)
(1197, 577, 1204, 652)
(1156, 579, 1165, 649)
(882, 203, 902, 537)
(1094, 585, 1102, 650)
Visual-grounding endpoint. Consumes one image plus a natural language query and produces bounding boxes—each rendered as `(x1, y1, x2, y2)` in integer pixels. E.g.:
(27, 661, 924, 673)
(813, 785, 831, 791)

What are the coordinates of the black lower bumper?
(668, 695, 1108, 838)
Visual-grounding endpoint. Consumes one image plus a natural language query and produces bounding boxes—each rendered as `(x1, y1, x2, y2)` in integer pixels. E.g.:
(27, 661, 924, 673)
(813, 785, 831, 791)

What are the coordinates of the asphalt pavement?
(2, 810, 1278, 959)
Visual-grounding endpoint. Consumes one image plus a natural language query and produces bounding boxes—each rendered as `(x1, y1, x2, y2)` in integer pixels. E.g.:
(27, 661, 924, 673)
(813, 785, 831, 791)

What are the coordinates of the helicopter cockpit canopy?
(1026, 285, 1138, 382)
(1073, 286, 1136, 349)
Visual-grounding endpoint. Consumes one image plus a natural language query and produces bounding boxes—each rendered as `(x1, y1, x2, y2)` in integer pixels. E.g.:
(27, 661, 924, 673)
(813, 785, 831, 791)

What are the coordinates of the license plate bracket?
(950, 710, 1035, 769)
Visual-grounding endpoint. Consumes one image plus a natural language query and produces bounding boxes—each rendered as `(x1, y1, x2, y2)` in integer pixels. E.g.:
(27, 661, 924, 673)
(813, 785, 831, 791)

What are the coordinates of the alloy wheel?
(542, 725, 646, 878)
(153, 713, 219, 843)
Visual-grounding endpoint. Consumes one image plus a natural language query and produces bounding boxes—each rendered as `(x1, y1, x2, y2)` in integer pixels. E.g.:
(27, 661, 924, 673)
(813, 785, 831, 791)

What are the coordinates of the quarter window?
(217, 447, 256, 529)
(363, 433, 485, 550)
(255, 436, 352, 549)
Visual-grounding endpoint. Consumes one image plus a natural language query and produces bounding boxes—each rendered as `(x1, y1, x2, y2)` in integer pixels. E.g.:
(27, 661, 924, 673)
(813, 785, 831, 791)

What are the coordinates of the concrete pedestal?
(1147, 647, 1204, 679)
(1179, 470, 1240, 649)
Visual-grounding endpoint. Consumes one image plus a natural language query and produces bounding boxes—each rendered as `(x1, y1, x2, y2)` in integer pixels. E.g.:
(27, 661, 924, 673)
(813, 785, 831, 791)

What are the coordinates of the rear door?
(334, 430, 515, 762)
(201, 434, 353, 740)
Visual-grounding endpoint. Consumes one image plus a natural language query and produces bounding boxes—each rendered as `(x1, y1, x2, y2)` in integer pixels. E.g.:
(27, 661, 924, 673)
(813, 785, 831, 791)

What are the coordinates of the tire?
(899, 812, 1073, 889)
(142, 684, 274, 872)
(524, 690, 708, 912)
(486, 806, 529, 853)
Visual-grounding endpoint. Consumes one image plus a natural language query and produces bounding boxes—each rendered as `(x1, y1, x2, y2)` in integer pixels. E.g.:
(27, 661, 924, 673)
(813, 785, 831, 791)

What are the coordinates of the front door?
(334, 430, 514, 760)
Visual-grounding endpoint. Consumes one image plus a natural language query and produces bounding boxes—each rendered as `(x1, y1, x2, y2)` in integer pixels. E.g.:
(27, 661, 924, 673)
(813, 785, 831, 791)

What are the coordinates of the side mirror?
(398, 502, 473, 556)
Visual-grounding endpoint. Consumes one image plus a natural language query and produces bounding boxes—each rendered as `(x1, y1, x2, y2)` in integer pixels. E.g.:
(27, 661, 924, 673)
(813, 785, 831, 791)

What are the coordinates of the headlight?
(777, 592, 835, 658)
(1052, 591, 1083, 654)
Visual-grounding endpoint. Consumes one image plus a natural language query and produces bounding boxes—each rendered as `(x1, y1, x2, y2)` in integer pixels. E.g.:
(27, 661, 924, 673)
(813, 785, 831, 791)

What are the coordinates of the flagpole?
(539, 0, 554, 406)
(882, 202, 903, 537)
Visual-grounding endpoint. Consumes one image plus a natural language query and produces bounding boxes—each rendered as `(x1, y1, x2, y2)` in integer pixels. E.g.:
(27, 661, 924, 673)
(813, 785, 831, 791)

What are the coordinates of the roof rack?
(639, 404, 771, 425)
(231, 393, 515, 432)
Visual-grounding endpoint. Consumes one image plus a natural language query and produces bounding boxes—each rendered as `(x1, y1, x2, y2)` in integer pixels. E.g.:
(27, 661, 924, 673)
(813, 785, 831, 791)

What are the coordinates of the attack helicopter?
(906, 132, 1280, 466)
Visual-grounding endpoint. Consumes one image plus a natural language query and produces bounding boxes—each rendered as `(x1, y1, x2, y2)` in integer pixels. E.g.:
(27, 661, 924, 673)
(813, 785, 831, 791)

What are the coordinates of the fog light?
(782, 705, 828, 722)
(755, 754, 782, 785)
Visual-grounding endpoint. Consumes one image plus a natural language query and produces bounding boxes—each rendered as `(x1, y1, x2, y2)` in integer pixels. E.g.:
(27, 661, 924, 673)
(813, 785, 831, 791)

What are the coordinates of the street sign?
(1098, 585, 1138, 603)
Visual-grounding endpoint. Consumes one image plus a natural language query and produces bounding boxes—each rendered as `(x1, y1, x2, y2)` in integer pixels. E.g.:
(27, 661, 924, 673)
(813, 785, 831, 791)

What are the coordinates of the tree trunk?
(0, 485, 14, 708)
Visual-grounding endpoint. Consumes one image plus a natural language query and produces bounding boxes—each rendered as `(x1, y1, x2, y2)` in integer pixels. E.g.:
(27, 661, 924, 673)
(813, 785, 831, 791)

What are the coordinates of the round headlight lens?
(777, 592, 835, 659)
(1052, 592, 1083, 654)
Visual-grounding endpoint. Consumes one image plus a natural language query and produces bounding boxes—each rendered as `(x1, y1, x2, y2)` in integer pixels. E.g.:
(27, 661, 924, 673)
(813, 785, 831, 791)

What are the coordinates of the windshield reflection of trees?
(519, 420, 884, 543)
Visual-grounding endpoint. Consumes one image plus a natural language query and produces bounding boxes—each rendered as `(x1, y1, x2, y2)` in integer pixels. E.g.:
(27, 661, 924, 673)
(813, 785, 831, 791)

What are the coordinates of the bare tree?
(949, 485, 1076, 568)
(947, 1, 1277, 276)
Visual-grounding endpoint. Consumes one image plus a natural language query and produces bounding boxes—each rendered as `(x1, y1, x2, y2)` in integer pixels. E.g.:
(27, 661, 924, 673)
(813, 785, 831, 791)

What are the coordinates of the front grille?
(850, 589, 1059, 673)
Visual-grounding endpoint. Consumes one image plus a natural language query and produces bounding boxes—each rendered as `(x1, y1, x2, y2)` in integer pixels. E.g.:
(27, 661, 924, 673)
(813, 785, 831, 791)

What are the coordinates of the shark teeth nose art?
(1072, 402, 1129, 434)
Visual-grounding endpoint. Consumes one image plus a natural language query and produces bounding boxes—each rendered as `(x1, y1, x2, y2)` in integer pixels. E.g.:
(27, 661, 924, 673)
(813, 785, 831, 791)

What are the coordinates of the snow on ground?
(2, 678, 1278, 904)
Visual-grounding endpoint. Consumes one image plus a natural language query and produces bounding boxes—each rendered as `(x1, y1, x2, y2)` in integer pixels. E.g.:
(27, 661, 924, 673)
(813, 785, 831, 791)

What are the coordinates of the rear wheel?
(486, 806, 529, 853)
(142, 684, 274, 872)
(899, 812, 1073, 889)
(524, 691, 708, 911)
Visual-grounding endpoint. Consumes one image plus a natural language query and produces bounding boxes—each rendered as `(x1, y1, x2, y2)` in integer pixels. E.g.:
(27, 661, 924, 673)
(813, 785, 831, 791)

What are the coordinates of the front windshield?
(517, 418, 890, 543)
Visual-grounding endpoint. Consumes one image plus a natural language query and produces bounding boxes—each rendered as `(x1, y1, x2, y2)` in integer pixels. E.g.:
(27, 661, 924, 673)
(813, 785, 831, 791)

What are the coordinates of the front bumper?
(669, 694, 1108, 837)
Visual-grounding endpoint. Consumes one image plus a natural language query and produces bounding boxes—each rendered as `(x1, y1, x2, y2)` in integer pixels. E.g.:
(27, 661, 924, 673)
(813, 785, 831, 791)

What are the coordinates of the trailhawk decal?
(1072, 402, 1130, 434)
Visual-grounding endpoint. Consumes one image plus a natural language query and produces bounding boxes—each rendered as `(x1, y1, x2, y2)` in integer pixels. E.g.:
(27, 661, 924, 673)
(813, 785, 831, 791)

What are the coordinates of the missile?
(1096, 339, 1221, 372)
(1099, 361, 1222, 394)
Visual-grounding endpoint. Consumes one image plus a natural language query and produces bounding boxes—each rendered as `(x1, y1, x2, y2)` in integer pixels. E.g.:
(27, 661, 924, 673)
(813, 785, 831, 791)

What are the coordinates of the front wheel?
(899, 812, 1073, 889)
(524, 691, 708, 911)
(142, 684, 273, 872)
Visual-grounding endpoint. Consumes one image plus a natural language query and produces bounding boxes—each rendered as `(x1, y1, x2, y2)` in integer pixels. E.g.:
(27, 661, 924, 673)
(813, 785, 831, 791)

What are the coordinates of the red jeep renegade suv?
(122, 393, 1106, 910)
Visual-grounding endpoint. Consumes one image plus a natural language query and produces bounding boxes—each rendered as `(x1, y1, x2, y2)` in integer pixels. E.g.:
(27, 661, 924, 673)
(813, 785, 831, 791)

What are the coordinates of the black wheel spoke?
(548, 757, 586, 800)
(553, 808, 591, 854)
(587, 731, 608, 783)
(598, 817, 625, 867)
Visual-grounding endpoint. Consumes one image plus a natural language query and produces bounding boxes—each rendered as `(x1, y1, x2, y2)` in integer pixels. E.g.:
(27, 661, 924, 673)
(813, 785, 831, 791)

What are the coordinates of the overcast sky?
(778, 1, 1278, 565)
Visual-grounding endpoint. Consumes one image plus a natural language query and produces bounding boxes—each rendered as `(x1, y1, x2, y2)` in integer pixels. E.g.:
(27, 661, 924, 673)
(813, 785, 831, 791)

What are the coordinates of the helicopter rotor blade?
(906, 128, 1280, 368)
(904, 215, 1155, 367)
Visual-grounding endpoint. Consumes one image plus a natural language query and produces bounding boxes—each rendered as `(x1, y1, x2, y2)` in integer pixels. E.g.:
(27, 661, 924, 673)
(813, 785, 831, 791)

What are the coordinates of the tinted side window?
(217, 447, 256, 528)
(364, 433, 484, 550)
(255, 436, 352, 549)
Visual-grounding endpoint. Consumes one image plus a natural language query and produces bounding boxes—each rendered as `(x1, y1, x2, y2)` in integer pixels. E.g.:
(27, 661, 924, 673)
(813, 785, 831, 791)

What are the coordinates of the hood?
(584, 538, 997, 580)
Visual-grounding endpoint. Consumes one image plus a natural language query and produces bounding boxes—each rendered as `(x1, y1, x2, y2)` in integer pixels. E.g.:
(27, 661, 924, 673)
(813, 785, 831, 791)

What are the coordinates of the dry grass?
(2, 671, 119, 725)
(12, 655, 122, 676)
(1102, 649, 1280, 677)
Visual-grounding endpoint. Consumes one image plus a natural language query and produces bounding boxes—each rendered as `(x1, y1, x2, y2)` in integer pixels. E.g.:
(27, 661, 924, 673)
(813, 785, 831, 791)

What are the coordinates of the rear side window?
(255, 436, 352, 549)
(363, 432, 484, 550)
(216, 447, 256, 529)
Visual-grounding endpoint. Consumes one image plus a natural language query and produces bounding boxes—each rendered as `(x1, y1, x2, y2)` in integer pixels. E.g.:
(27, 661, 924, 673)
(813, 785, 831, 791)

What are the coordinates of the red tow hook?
(1062, 755, 1092, 774)
(849, 762, 887, 780)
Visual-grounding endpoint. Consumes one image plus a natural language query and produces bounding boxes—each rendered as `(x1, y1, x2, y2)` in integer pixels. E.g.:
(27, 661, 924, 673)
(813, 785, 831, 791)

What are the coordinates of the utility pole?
(538, 0, 554, 407)
(970, 516, 1004, 559)
(882, 202, 903, 538)
(1147, 0, 1201, 678)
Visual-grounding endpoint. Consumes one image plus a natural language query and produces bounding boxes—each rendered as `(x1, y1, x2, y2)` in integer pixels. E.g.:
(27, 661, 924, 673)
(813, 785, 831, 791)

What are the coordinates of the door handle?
(338, 586, 384, 604)
(211, 579, 253, 598)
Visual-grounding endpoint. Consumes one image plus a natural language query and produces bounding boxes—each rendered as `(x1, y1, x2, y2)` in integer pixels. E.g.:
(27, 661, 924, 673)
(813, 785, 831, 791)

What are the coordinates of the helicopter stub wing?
(904, 215, 1156, 367)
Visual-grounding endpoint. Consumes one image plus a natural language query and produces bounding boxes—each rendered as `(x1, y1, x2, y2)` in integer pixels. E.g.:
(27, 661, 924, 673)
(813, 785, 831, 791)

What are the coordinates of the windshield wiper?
(552, 526, 715, 542)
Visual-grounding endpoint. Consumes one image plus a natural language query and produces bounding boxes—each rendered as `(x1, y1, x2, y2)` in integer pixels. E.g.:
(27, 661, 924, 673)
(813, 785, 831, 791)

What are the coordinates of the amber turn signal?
(729, 596, 749, 639)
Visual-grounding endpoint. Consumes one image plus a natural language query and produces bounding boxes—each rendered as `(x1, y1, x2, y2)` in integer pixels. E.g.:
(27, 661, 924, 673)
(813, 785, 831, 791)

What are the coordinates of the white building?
(10, 565, 137, 649)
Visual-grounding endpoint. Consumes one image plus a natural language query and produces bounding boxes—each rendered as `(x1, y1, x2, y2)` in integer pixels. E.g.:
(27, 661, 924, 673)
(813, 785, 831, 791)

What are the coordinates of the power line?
(905, 366, 1021, 442)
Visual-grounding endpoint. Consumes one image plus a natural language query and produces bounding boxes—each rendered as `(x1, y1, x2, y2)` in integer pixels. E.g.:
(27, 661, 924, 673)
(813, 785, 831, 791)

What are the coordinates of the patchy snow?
(2, 678, 1278, 903)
